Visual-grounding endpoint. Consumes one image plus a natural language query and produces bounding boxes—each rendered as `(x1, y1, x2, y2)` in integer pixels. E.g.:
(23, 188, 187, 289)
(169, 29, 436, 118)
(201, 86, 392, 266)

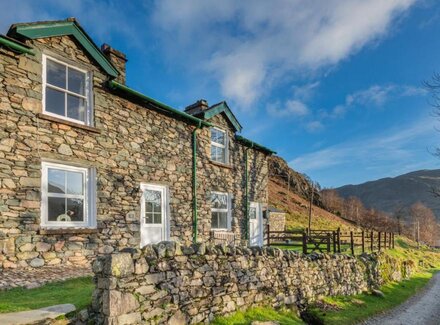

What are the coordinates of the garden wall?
(92, 241, 415, 324)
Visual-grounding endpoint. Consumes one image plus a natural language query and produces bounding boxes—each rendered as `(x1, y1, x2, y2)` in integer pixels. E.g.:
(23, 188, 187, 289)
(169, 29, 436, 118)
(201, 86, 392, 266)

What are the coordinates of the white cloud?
(152, 0, 417, 108)
(306, 121, 324, 133)
(290, 115, 436, 173)
(267, 99, 309, 118)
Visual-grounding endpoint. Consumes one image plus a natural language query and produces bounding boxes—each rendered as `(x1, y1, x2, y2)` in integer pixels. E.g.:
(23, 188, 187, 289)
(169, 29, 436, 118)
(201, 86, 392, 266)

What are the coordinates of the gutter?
(235, 135, 276, 155)
(107, 80, 212, 128)
(0, 35, 34, 55)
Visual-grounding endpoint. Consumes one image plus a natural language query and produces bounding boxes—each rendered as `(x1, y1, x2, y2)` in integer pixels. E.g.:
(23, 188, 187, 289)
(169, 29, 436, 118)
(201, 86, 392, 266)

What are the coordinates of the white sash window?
(41, 162, 96, 228)
(42, 55, 93, 125)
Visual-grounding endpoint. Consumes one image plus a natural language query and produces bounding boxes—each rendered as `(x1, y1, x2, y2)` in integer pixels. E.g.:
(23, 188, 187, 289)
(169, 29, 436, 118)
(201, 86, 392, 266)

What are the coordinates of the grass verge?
(211, 306, 304, 325)
(306, 269, 438, 325)
(0, 276, 94, 313)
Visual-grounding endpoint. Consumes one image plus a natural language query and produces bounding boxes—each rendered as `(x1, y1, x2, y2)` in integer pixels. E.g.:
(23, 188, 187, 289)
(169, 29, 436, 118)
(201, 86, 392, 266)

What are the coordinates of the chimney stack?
(101, 43, 127, 84)
(184, 99, 209, 116)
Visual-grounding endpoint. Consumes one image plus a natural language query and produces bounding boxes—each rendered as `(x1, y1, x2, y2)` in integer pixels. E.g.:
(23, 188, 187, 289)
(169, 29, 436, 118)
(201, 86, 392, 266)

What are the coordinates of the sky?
(3, 0, 440, 188)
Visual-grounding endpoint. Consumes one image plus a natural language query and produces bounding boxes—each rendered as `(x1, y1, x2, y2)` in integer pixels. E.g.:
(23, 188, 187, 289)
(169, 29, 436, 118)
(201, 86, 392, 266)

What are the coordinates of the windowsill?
(37, 113, 101, 134)
(39, 227, 99, 235)
(210, 229, 232, 232)
(209, 160, 233, 169)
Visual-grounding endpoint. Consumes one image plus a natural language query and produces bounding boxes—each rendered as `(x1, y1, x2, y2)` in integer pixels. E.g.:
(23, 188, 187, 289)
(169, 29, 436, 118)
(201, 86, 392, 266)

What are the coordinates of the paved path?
(0, 304, 75, 325)
(362, 271, 440, 325)
(0, 265, 92, 290)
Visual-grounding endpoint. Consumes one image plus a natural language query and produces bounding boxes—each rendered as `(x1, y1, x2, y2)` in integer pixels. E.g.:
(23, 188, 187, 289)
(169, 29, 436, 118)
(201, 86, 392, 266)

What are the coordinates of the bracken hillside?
(268, 156, 354, 231)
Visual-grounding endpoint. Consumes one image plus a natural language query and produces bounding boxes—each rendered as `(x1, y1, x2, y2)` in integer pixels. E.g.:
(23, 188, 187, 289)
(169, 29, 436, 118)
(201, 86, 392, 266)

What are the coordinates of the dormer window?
(43, 55, 92, 125)
(210, 127, 228, 164)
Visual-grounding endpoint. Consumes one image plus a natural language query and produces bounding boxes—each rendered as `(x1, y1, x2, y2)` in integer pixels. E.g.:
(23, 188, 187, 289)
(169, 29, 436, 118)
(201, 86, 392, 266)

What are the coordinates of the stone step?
(0, 304, 76, 325)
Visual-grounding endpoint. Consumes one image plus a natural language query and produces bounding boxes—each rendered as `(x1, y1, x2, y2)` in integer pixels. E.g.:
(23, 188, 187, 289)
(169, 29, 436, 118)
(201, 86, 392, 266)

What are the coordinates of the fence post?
(361, 231, 365, 254)
(266, 224, 270, 247)
(327, 233, 331, 253)
(392, 233, 395, 249)
(350, 231, 354, 255)
(389, 232, 392, 248)
(384, 232, 387, 249)
(378, 232, 381, 251)
(302, 231, 308, 254)
(332, 231, 337, 253)
(337, 227, 341, 253)
(370, 231, 373, 252)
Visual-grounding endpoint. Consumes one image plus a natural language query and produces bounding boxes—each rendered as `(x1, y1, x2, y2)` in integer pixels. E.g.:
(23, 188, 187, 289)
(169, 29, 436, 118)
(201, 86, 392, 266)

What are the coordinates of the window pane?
(144, 189, 161, 203)
(48, 197, 66, 221)
(66, 171, 83, 195)
(153, 213, 162, 224)
(67, 198, 84, 222)
(211, 193, 227, 209)
(47, 59, 66, 88)
(145, 202, 153, 213)
(67, 95, 86, 122)
(48, 169, 65, 194)
(68, 68, 86, 95)
(145, 212, 153, 224)
(46, 87, 65, 116)
(153, 202, 161, 214)
(211, 128, 225, 145)
(249, 207, 257, 220)
(211, 211, 219, 229)
(218, 212, 228, 229)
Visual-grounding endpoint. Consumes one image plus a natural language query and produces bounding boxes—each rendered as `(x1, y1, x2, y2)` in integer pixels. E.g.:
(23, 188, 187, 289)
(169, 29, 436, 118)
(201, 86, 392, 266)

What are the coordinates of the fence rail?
(265, 225, 395, 255)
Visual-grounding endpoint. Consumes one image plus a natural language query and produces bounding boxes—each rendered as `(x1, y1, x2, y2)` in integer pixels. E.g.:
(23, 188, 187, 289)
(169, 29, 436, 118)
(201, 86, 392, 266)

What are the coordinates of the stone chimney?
(101, 43, 127, 84)
(184, 99, 209, 116)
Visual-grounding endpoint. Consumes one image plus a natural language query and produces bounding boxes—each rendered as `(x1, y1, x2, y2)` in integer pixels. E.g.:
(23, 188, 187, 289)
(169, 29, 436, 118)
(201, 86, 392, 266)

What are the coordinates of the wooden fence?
(265, 225, 395, 255)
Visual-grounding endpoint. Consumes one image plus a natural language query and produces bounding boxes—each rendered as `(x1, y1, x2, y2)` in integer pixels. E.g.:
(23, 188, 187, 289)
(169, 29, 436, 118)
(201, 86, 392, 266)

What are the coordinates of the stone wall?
(92, 241, 416, 324)
(268, 212, 286, 232)
(0, 34, 269, 269)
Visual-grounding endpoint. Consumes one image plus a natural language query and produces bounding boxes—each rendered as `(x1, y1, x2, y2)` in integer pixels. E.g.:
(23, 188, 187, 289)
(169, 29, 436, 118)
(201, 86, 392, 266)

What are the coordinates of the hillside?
(269, 180, 354, 231)
(268, 156, 353, 231)
(335, 169, 440, 221)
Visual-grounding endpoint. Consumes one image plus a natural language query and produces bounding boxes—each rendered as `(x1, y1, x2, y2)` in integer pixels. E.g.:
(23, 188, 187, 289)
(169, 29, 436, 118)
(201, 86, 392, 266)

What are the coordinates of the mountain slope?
(335, 169, 440, 220)
(268, 156, 353, 231)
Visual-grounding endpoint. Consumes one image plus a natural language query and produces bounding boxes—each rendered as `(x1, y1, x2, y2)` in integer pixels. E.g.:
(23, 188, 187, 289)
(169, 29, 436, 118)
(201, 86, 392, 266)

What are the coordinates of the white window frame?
(210, 127, 229, 164)
(42, 54, 93, 126)
(140, 183, 170, 240)
(210, 191, 232, 231)
(41, 161, 96, 228)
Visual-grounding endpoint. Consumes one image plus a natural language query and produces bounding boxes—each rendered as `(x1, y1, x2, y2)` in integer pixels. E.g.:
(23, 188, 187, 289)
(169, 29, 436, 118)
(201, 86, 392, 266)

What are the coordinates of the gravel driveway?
(362, 271, 440, 325)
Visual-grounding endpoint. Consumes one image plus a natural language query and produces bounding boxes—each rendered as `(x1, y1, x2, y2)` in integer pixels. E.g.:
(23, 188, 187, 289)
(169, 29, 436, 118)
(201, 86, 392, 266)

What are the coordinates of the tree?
(408, 202, 438, 246)
(321, 189, 344, 215)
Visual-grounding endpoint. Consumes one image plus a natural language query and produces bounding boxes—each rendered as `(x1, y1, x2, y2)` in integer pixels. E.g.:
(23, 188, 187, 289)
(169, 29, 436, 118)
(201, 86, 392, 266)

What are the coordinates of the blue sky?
(3, 0, 440, 187)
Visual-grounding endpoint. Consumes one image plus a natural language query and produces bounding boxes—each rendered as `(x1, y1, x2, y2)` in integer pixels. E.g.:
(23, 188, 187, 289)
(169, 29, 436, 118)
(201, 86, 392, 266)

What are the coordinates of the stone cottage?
(0, 18, 275, 269)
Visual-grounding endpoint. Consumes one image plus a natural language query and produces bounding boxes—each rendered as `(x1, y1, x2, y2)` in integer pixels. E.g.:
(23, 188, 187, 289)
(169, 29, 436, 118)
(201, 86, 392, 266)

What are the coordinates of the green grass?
(307, 269, 438, 325)
(211, 306, 304, 325)
(0, 277, 94, 313)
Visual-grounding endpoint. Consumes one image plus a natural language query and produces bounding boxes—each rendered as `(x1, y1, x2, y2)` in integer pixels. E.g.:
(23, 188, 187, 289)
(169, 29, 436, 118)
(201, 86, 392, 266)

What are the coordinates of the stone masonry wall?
(268, 212, 286, 232)
(0, 35, 269, 269)
(92, 241, 415, 324)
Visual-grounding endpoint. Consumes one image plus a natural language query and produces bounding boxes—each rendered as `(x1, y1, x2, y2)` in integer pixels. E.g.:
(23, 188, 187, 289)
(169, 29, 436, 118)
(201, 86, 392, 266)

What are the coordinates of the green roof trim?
(0, 34, 34, 55)
(235, 135, 276, 155)
(108, 80, 212, 128)
(201, 101, 242, 132)
(10, 20, 119, 78)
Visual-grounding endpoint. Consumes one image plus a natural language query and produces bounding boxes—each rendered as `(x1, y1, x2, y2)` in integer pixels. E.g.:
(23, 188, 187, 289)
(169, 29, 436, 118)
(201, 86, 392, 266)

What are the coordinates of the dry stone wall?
(0, 34, 269, 269)
(92, 241, 415, 324)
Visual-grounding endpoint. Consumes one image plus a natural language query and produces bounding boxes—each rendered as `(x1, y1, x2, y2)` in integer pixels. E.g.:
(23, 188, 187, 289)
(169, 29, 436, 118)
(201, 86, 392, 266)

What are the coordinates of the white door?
(140, 184, 169, 247)
(249, 202, 263, 246)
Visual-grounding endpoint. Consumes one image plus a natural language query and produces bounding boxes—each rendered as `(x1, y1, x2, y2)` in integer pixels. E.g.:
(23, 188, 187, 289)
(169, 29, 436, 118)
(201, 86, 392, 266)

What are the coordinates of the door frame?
(139, 183, 170, 247)
(249, 201, 263, 246)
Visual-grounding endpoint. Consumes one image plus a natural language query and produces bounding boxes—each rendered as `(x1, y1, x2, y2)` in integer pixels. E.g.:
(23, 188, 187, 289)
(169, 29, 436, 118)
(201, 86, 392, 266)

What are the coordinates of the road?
(362, 271, 440, 325)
